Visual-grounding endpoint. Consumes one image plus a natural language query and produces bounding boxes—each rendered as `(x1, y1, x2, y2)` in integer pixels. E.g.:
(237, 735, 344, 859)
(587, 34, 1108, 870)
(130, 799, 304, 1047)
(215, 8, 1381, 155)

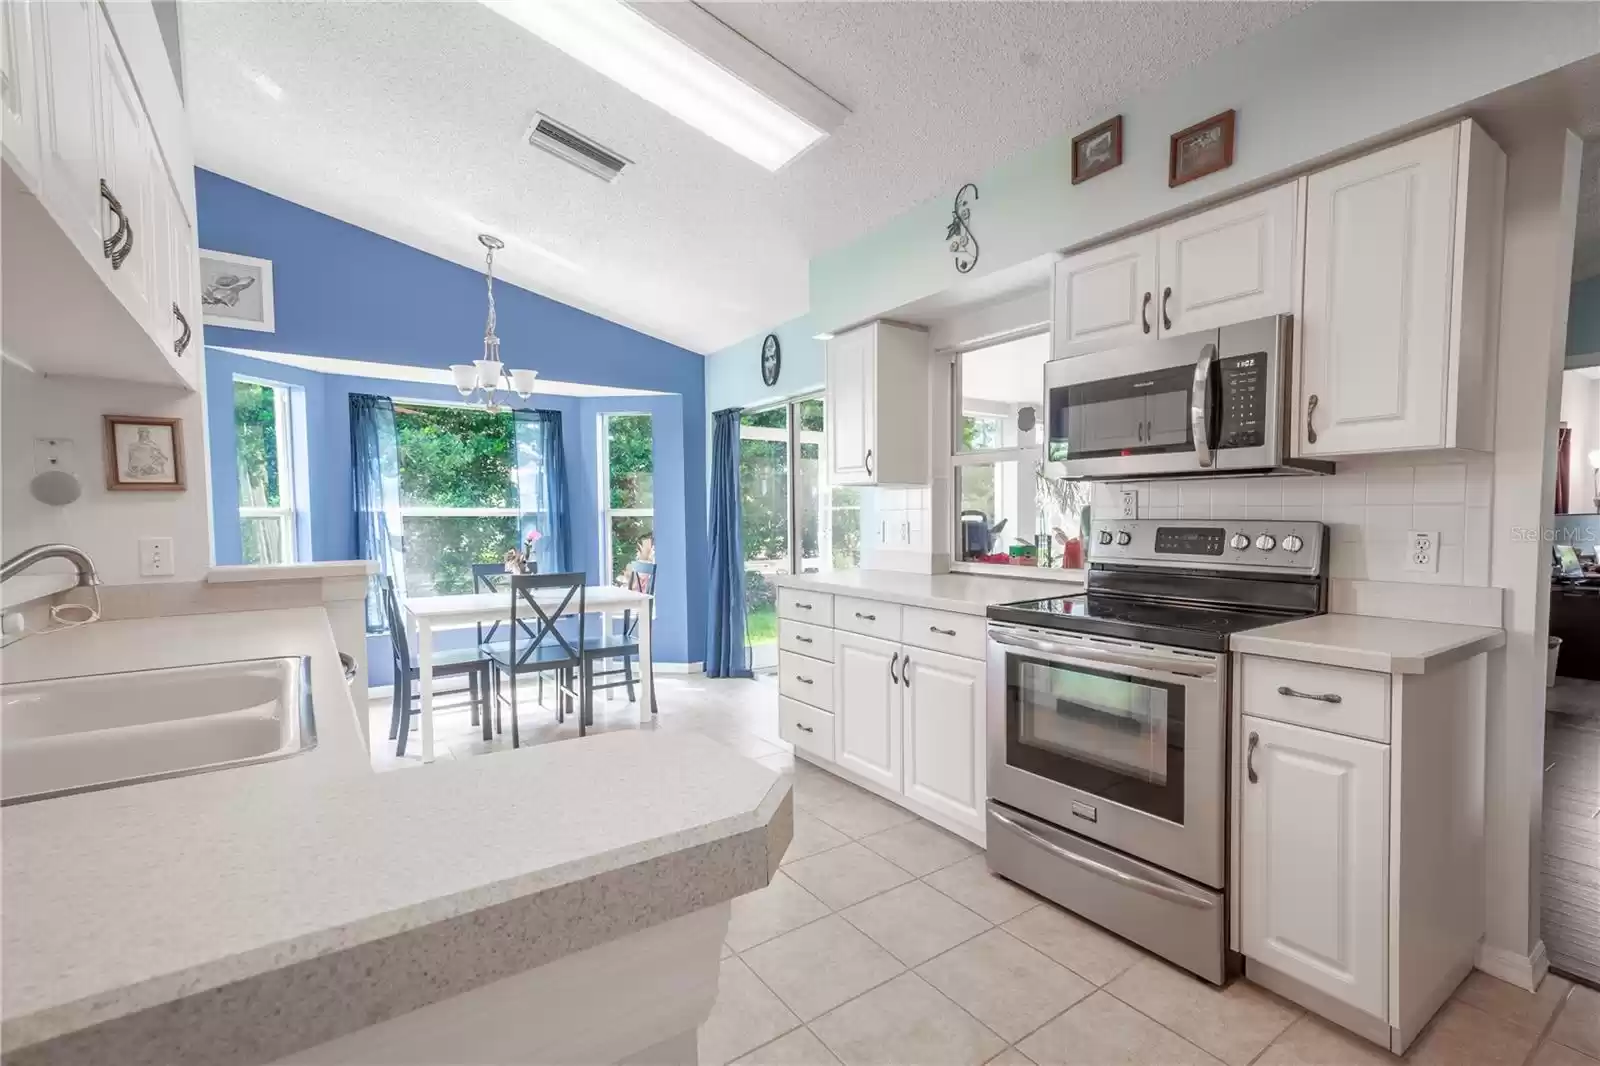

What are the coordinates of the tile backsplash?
(1095, 458, 1495, 586)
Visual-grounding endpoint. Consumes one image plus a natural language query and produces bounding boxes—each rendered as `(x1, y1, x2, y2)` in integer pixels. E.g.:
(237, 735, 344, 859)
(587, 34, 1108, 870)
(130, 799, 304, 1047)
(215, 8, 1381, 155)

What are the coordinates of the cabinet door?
(833, 631, 902, 791)
(168, 197, 199, 383)
(827, 326, 877, 485)
(1158, 182, 1298, 337)
(1051, 232, 1158, 358)
(1, 0, 40, 187)
(1298, 127, 1459, 456)
(1240, 716, 1389, 1019)
(96, 7, 153, 329)
(34, 0, 103, 266)
(902, 648, 984, 831)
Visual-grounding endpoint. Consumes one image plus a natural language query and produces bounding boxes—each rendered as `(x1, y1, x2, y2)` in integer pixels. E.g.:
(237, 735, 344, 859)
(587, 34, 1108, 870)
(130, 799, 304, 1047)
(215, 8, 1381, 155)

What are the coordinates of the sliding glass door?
(741, 395, 860, 670)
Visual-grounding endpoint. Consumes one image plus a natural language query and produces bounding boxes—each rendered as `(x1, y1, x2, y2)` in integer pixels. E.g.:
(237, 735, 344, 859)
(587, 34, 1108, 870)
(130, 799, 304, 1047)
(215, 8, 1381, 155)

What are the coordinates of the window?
(952, 332, 1090, 571)
(601, 413, 655, 585)
(234, 379, 297, 565)
(393, 403, 526, 597)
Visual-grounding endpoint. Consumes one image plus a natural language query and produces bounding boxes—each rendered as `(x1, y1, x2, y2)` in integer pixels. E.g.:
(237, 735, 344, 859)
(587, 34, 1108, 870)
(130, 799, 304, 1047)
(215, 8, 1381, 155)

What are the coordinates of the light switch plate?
(1119, 490, 1138, 520)
(139, 537, 176, 577)
(35, 438, 75, 474)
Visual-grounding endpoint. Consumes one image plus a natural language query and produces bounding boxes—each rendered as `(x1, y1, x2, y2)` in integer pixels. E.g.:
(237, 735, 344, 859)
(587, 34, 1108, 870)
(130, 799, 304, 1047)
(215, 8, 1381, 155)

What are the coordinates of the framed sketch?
(104, 415, 186, 491)
(199, 249, 275, 332)
(1169, 110, 1236, 187)
(1071, 115, 1122, 185)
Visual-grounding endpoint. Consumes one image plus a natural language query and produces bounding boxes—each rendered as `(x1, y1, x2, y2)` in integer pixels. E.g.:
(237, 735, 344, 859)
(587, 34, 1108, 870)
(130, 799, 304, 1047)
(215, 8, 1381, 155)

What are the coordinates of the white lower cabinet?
(1239, 715, 1389, 1019)
(833, 631, 904, 792)
(902, 648, 985, 830)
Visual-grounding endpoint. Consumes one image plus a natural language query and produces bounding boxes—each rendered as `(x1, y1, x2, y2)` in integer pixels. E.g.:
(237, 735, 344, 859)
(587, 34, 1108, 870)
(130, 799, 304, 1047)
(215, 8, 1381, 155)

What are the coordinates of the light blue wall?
(1569, 276, 1600, 368)
(705, 312, 826, 414)
(197, 170, 707, 672)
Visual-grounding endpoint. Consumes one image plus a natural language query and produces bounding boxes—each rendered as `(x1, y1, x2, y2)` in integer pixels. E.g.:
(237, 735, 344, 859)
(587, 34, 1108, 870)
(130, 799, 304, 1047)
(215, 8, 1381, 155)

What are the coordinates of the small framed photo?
(104, 415, 186, 491)
(1169, 109, 1236, 188)
(1071, 115, 1123, 185)
(199, 249, 275, 332)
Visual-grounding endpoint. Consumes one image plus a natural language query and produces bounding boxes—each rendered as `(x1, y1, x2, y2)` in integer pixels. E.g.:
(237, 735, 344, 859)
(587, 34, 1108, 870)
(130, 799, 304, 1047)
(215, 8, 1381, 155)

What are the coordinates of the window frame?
(599, 411, 656, 586)
(235, 376, 299, 565)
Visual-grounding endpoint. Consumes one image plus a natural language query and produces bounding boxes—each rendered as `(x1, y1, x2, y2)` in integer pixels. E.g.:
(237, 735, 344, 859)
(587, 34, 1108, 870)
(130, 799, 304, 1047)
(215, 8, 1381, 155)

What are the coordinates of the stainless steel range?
(985, 518, 1328, 984)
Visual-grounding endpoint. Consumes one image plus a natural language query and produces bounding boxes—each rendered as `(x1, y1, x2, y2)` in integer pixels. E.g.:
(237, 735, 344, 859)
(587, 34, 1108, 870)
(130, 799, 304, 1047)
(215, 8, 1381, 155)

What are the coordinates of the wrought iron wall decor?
(946, 183, 979, 274)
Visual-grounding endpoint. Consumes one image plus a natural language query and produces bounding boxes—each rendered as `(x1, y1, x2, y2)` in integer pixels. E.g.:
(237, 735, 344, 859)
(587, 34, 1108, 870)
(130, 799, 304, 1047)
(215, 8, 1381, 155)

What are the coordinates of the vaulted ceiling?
(183, 1, 1307, 353)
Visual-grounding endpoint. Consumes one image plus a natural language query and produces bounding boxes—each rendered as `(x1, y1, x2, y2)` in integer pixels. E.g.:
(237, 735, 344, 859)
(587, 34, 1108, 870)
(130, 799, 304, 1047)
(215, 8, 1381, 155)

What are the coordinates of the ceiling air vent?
(526, 113, 632, 183)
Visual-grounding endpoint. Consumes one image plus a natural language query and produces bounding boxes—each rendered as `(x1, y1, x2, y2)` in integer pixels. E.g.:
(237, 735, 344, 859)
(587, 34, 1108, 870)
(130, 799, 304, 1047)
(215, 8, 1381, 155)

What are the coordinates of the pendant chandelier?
(451, 233, 537, 411)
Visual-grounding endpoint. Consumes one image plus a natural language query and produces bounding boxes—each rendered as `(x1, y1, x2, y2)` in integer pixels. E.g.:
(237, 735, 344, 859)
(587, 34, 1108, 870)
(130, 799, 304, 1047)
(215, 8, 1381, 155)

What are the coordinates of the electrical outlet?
(1407, 530, 1439, 573)
(138, 537, 175, 577)
(1119, 490, 1138, 520)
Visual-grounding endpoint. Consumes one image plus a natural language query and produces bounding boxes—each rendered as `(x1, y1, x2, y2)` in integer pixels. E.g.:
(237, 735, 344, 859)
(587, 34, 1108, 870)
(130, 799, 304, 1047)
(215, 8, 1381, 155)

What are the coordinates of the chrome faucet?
(1, 544, 101, 588)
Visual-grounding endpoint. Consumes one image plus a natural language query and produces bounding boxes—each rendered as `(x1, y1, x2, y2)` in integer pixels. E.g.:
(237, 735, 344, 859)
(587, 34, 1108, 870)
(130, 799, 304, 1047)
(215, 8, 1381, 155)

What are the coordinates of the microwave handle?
(1191, 342, 1218, 468)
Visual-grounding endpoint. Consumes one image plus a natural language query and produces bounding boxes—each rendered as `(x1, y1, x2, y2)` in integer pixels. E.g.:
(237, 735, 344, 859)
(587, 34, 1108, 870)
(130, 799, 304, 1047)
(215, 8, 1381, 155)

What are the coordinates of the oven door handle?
(989, 629, 1218, 679)
(1191, 342, 1217, 468)
(990, 807, 1214, 910)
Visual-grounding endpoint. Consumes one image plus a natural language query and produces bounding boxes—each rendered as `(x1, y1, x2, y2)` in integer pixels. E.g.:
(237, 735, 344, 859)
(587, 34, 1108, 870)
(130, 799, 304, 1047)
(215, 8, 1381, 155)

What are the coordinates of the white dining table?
(404, 585, 654, 762)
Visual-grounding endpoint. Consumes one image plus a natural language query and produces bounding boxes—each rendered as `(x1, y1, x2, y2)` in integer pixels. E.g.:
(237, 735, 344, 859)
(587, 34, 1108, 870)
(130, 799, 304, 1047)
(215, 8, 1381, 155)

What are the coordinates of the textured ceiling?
(183, 1, 1305, 353)
(1575, 138, 1600, 281)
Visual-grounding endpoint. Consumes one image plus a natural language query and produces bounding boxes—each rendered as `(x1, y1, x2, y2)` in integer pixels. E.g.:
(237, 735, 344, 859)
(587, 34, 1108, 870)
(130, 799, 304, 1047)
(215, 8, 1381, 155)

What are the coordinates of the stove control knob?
(1255, 533, 1277, 552)
(1282, 534, 1304, 554)
(1098, 530, 1114, 546)
(1116, 531, 1133, 546)
(1229, 533, 1251, 551)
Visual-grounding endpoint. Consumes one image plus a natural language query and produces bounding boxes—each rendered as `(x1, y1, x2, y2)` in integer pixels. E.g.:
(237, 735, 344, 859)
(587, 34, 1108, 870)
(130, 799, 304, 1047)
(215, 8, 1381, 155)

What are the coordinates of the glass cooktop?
(987, 594, 1304, 653)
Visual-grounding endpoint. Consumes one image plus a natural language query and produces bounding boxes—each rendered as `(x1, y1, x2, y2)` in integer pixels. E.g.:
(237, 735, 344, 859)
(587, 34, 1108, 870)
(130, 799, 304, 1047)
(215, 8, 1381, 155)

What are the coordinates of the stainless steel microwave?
(1044, 315, 1330, 480)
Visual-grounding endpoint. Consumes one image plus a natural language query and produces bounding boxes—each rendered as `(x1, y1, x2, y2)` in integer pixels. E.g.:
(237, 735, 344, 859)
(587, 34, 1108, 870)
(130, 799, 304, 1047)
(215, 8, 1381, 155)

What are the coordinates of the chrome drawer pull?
(795, 722, 815, 734)
(929, 626, 957, 636)
(795, 635, 814, 644)
(795, 676, 814, 685)
(1276, 685, 1342, 704)
(855, 611, 876, 621)
(794, 601, 812, 610)
(1247, 732, 1260, 784)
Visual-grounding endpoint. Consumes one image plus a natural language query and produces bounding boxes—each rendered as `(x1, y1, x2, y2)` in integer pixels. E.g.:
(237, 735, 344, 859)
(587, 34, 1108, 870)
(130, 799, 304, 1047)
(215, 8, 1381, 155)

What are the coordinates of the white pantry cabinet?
(825, 321, 932, 486)
(1052, 183, 1298, 359)
(1296, 121, 1505, 458)
(1, 0, 198, 389)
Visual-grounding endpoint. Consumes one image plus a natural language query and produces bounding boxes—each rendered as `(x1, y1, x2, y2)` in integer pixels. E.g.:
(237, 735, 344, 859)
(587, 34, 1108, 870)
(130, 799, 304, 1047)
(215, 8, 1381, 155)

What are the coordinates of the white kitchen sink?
(1, 657, 316, 805)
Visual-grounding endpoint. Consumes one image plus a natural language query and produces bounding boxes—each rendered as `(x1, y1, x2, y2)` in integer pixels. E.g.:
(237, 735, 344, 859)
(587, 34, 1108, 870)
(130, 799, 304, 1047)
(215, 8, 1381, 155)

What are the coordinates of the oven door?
(986, 623, 1225, 887)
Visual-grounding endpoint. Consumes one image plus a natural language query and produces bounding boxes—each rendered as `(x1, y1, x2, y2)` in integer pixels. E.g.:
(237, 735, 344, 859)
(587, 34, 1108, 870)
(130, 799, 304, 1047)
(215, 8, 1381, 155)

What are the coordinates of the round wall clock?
(760, 333, 782, 387)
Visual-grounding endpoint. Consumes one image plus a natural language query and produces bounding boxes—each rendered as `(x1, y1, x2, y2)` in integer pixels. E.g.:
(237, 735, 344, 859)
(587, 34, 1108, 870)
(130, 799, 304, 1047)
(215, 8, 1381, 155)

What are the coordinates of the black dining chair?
(381, 575, 489, 757)
(583, 561, 657, 715)
(482, 572, 588, 748)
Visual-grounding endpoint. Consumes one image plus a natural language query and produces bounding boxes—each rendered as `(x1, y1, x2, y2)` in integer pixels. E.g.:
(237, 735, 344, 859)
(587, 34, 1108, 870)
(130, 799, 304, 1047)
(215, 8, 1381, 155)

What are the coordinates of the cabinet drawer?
(835, 596, 902, 641)
(779, 651, 834, 711)
(780, 696, 835, 761)
(903, 606, 986, 660)
(1240, 656, 1390, 742)
(778, 587, 834, 626)
(779, 619, 834, 662)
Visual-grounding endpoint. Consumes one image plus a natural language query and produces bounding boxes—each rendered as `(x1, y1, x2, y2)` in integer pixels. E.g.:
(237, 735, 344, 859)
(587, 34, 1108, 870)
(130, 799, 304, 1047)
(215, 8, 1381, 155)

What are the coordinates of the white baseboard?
(1475, 939, 1549, 990)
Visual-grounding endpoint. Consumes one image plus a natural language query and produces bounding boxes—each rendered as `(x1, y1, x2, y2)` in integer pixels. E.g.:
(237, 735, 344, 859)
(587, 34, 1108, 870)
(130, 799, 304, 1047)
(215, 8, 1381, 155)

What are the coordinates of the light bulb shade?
(449, 364, 478, 395)
(509, 369, 539, 398)
(474, 359, 503, 388)
(1589, 450, 1600, 468)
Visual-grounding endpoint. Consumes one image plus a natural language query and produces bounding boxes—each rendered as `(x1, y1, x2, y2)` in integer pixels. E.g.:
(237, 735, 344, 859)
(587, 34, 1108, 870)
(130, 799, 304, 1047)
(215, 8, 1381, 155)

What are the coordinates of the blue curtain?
(514, 409, 571, 575)
(706, 407, 751, 678)
(350, 394, 405, 631)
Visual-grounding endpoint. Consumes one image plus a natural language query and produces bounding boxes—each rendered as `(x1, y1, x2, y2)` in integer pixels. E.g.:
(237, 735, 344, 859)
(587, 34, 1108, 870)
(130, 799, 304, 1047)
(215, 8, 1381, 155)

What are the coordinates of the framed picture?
(199, 249, 275, 332)
(1071, 115, 1123, 185)
(1169, 109, 1236, 188)
(104, 415, 185, 491)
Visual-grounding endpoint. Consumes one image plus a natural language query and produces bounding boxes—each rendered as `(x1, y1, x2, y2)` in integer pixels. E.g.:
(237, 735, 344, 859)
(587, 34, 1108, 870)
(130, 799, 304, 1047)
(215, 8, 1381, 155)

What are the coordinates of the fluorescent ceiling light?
(479, 0, 846, 171)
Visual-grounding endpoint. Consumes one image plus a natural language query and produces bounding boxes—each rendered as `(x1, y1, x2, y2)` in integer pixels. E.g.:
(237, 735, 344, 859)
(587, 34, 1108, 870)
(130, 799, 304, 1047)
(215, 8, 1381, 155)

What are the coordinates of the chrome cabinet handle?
(929, 626, 956, 637)
(794, 601, 812, 610)
(865, 449, 873, 477)
(889, 652, 900, 684)
(795, 721, 815, 734)
(1306, 394, 1320, 445)
(1247, 732, 1260, 784)
(173, 304, 191, 356)
(1162, 286, 1173, 331)
(902, 655, 911, 687)
(795, 675, 814, 685)
(100, 180, 130, 265)
(1141, 291, 1152, 334)
(855, 611, 876, 621)
(795, 635, 814, 644)
(1277, 685, 1342, 704)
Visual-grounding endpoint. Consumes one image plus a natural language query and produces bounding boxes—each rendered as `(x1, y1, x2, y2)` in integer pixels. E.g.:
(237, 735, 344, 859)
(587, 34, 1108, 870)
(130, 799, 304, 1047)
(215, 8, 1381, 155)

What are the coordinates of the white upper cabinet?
(825, 321, 931, 486)
(1158, 182, 1299, 336)
(833, 631, 904, 792)
(901, 648, 985, 832)
(33, 0, 104, 268)
(1, 0, 41, 188)
(1240, 715, 1390, 1020)
(1051, 232, 1158, 358)
(1297, 121, 1505, 458)
(97, 2, 153, 330)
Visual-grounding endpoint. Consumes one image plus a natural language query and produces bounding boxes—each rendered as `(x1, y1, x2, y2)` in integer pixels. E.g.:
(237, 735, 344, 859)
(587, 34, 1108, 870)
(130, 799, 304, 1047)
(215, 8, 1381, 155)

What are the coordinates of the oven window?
(1005, 653, 1186, 824)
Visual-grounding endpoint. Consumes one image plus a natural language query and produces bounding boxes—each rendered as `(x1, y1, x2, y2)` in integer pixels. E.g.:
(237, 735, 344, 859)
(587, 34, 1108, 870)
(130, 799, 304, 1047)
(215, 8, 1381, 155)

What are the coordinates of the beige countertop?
(772, 569, 1078, 615)
(1231, 613, 1505, 674)
(1, 608, 788, 1065)
(206, 560, 376, 583)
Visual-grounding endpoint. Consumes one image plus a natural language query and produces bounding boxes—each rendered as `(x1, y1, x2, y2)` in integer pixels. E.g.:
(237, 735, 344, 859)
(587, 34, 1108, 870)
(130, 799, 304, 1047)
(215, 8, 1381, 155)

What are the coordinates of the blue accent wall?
(1570, 276, 1600, 367)
(197, 170, 706, 675)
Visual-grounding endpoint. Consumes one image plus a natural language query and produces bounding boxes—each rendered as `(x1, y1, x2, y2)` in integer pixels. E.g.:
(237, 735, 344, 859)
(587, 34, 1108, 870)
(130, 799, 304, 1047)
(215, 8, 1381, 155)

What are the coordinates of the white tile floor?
(371, 675, 1600, 1066)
